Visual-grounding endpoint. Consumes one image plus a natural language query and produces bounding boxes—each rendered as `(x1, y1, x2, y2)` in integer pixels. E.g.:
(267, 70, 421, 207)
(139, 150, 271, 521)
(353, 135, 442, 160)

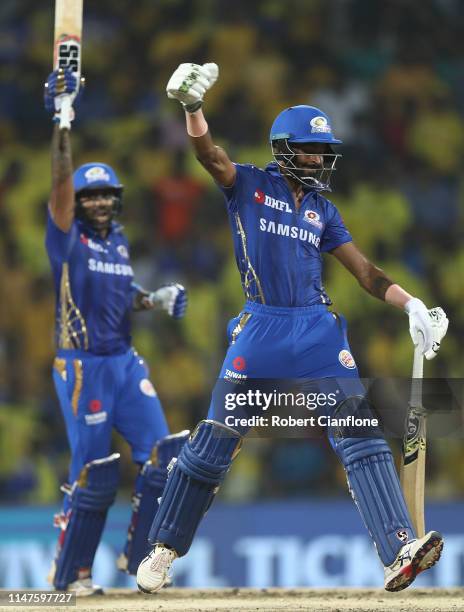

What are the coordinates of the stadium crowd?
(0, 0, 463, 504)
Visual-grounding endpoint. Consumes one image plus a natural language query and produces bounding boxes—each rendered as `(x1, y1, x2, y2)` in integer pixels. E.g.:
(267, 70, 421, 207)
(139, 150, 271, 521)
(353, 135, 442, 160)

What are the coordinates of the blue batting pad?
(53, 454, 120, 589)
(148, 420, 242, 556)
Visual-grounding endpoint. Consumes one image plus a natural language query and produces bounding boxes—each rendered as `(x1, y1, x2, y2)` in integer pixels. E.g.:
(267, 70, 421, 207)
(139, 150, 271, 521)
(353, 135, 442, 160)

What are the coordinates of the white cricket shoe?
(137, 544, 177, 593)
(384, 530, 443, 592)
(67, 577, 104, 597)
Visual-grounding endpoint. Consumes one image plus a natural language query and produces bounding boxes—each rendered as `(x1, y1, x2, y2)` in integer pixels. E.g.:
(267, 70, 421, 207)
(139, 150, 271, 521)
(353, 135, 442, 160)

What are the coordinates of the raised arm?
(332, 241, 448, 360)
(44, 69, 82, 231)
(50, 124, 74, 231)
(166, 63, 236, 188)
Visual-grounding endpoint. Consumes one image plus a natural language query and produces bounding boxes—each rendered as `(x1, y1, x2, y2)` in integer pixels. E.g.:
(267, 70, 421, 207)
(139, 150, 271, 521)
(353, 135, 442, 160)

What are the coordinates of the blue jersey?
(220, 162, 352, 307)
(45, 210, 135, 355)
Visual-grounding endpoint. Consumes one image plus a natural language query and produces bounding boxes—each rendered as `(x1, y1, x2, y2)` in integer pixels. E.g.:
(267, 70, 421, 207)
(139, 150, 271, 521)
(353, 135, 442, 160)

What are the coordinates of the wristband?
(183, 101, 203, 113)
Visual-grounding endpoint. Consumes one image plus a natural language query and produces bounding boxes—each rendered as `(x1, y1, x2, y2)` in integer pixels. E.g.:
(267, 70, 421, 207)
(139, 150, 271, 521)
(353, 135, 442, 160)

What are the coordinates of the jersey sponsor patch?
(254, 190, 292, 213)
(80, 234, 108, 253)
(85, 411, 108, 425)
(338, 349, 356, 369)
(88, 258, 134, 276)
(139, 378, 157, 397)
(303, 210, 323, 229)
(259, 218, 321, 248)
(225, 368, 247, 381)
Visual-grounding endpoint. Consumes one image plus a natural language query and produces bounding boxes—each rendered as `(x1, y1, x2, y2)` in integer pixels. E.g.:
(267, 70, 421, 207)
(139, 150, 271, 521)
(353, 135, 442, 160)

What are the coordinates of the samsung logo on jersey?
(88, 258, 134, 276)
(259, 218, 320, 248)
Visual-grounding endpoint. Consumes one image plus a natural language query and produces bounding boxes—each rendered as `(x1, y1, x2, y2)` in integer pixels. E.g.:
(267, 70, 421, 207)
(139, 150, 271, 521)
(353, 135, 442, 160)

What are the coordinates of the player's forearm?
(185, 108, 235, 187)
(51, 123, 73, 188)
(357, 263, 394, 301)
(359, 265, 413, 307)
(50, 124, 75, 228)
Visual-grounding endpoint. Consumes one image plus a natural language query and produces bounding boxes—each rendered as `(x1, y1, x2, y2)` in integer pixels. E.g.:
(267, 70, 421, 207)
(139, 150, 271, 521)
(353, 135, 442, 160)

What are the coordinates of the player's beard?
(82, 205, 114, 231)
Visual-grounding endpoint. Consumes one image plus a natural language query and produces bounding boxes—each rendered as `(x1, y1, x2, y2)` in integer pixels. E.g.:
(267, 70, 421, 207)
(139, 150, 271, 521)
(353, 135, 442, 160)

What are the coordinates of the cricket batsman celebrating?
(44, 68, 189, 595)
(137, 63, 449, 593)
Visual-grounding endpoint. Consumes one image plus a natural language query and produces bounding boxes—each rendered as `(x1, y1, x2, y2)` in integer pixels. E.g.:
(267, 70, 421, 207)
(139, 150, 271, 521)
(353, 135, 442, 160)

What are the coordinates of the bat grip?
(409, 343, 424, 410)
(412, 344, 424, 379)
(59, 95, 72, 130)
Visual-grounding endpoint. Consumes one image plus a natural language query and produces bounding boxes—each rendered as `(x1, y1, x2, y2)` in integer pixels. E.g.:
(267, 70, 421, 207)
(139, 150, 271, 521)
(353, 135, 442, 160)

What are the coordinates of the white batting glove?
(405, 298, 449, 360)
(144, 284, 188, 319)
(166, 62, 219, 112)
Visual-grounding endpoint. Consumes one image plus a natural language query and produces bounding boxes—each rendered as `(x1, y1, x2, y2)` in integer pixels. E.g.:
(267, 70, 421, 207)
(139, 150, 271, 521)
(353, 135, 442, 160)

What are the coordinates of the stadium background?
(0, 0, 463, 589)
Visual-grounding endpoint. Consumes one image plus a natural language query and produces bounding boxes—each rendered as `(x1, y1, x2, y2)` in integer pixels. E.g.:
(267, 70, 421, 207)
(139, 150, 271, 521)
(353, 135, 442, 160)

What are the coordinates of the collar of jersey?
(77, 219, 123, 239)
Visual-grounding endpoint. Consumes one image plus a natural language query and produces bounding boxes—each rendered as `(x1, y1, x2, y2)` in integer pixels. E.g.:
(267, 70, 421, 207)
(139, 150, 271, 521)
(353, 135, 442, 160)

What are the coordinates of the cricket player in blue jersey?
(43, 69, 190, 595)
(137, 63, 449, 593)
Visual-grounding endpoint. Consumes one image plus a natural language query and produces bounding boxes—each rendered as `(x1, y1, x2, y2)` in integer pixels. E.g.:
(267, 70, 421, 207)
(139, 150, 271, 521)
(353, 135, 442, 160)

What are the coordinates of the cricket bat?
(54, 0, 83, 130)
(400, 344, 426, 537)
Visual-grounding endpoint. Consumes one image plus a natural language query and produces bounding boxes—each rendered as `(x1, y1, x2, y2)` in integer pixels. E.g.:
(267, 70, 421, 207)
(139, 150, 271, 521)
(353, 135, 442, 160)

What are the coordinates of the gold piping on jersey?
(231, 312, 252, 344)
(71, 359, 83, 417)
(58, 263, 89, 350)
(53, 357, 67, 381)
(234, 212, 265, 304)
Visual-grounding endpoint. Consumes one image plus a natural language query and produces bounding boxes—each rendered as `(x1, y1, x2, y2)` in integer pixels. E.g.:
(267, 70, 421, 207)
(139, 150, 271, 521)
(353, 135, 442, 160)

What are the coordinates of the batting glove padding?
(147, 284, 188, 319)
(166, 63, 218, 111)
(405, 298, 449, 360)
(44, 68, 84, 120)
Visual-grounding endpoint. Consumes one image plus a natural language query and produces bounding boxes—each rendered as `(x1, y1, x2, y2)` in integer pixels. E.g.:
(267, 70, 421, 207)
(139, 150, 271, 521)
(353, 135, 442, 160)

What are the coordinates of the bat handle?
(59, 95, 73, 130)
(412, 344, 424, 379)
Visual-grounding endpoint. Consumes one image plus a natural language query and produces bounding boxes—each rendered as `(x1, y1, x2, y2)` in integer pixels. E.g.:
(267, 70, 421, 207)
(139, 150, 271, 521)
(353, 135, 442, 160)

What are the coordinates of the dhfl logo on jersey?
(338, 350, 356, 370)
(303, 210, 323, 229)
(80, 234, 108, 253)
(253, 189, 292, 213)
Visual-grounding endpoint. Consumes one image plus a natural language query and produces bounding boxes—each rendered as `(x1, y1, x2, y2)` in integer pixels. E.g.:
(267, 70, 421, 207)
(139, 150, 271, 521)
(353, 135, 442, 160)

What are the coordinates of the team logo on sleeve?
(140, 379, 157, 397)
(303, 210, 323, 229)
(338, 350, 356, 369)
(310, 116, 331, 134)
(117, 245, 129, 258)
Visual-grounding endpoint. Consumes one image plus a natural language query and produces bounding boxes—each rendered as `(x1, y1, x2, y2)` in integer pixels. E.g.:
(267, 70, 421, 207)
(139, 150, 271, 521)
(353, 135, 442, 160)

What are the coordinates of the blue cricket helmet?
(73, 163, 123, 195)
(270, 105, 342, 145)
(73, 163, 124, 223)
